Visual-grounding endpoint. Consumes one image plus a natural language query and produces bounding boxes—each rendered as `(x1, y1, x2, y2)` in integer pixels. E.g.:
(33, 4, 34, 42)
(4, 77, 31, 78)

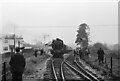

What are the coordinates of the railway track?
(74, 57, 100, 81)
(50, 54, 100, 81)
(65, 54, 100, 81)
(51, 58, 65, 81)
(65, 61, 93, 81)
(51, 58, 81, 81)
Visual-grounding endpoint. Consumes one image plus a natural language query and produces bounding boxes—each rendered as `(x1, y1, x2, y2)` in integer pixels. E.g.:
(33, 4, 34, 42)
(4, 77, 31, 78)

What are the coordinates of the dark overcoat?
(9, 53, 26, 73)
(97, 49, 104, 59)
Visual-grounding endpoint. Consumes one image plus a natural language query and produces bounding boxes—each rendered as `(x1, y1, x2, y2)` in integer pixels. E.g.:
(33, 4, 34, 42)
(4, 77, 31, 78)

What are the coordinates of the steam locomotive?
(50, 38, 72, 58)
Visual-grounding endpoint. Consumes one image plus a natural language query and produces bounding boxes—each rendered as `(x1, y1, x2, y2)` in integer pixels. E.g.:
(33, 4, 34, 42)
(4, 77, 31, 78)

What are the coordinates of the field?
(0, 49, 51, 80)
(87, 52, 120, 77)
(23, 54, 50, 79)
(0, 49, 35, 80)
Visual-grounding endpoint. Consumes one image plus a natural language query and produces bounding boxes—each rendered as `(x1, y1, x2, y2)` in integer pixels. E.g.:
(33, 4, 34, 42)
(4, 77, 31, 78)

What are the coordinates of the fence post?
(104, 57, 106, 64)
(2, 62, 6, 81)
(110, 57, 112, 73)
(104, 57, 109, 69)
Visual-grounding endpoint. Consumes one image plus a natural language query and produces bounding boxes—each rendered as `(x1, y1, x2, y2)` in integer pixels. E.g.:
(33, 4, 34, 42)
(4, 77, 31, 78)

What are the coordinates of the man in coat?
(97, 48, 105, 65)
(79, 48, 83, 59)
(9, 47, 26, 81)
(40, 48, 44, 55)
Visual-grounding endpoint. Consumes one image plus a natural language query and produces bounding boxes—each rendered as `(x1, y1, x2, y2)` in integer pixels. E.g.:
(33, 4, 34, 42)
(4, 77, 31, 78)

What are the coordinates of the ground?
(84, 53, 120, 78)
(1, 50, 119, 81)
(0, 50, 51, 81)
(23, 54, 50, 81)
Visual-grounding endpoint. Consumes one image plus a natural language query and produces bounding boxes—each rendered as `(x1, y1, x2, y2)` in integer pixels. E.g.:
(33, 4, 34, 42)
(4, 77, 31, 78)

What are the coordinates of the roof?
(0, 34, 23, 39)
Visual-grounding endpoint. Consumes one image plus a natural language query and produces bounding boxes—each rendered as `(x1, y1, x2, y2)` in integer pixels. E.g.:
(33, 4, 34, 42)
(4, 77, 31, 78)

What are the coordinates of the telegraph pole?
(43, 34, 49, 50)
(14, 25, 15, 53)
(18, 41, 20, 47)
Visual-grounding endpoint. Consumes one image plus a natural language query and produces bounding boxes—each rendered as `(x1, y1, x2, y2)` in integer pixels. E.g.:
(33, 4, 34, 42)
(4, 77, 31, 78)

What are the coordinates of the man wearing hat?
(97, 48, 105, 65)
(9, 47, 26, 81)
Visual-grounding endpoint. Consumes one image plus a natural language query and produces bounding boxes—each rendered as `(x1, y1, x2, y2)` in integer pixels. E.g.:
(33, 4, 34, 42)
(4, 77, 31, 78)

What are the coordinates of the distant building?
(45, 41, 52, 46)
(45, 41, 52, 49)
(0, 34, 24, 54)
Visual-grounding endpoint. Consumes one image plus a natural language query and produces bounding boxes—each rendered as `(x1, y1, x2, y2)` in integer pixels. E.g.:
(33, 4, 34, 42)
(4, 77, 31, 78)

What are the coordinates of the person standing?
(9, 47, 26, 81)
(79, 48, 82, 59)
(73, 49, 76, 61)
(34, 49, 38, 57)
(40, 48, 44, 55)
(97, 48, 105, 65)
(73, 49, 76, 56)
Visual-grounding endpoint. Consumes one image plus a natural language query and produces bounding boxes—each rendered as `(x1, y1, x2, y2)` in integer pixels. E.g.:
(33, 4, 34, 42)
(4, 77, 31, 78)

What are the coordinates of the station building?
(0, 34, 24, 54)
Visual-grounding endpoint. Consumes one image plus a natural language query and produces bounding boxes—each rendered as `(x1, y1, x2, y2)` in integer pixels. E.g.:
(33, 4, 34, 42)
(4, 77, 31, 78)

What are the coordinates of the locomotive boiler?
(50, 38, 71, 58)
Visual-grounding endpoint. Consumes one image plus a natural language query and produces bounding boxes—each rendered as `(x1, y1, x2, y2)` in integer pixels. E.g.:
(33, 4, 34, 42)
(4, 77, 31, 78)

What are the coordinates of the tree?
(75, 23, 90, 49)
(93, 42, 108, 50)
(89, 42, 108, 54)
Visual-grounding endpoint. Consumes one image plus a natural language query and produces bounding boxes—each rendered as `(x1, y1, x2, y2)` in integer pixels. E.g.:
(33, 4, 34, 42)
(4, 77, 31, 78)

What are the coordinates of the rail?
(75, 57, 99, 81)
(51, 59, 65, 81)
(60, 61, 65, 81)
(64, 61, 92, 81)
(51, 60, 58, 81)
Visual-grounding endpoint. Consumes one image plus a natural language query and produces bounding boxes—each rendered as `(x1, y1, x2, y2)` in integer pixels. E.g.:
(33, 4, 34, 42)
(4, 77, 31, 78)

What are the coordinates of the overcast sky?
(0, 0, 118, 45)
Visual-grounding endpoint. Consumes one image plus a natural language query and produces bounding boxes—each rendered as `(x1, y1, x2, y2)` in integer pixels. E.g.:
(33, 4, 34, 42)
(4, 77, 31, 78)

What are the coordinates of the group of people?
(9, 46, 105, 81)
(74, 48, 90, 59)
(34, 48, 44, 57)
(74, 48, 82, 59)
(8, 38, 64, 81)
(74, 47, 105, 65)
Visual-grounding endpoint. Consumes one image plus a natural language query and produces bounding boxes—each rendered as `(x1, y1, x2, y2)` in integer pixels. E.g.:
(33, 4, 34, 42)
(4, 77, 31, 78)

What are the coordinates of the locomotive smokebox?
(50, 38, 66, 58)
